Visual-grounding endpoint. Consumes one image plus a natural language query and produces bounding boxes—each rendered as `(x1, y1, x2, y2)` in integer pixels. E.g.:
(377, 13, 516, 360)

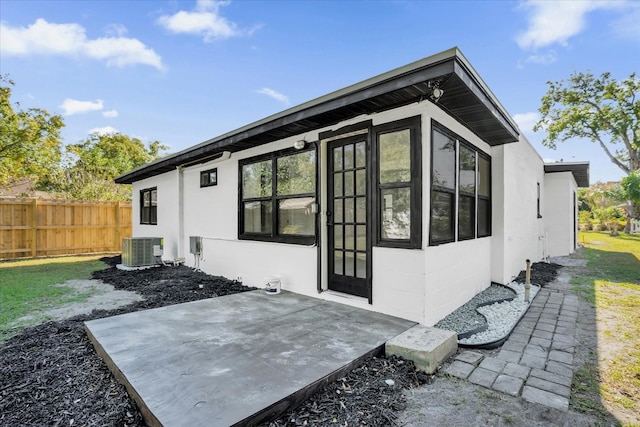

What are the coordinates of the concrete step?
(385, 326, 457, 374)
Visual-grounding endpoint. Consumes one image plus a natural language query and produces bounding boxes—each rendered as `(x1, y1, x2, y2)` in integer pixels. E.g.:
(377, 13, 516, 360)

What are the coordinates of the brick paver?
(448, 277, 580, 412)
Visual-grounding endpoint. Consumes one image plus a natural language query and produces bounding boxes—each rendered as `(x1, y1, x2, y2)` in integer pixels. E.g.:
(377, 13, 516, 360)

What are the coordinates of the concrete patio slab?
(85, 290, 415, 427)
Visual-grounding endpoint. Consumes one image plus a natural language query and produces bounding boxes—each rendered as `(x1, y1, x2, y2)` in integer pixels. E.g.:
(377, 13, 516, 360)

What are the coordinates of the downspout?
(178, 165, 185, 259)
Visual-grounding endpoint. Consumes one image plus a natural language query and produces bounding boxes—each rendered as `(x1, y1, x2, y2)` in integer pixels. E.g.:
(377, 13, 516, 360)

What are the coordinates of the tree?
(47, 132, 168, 201)
(0, 75, 65, 187)
(534, 71, 639, 175)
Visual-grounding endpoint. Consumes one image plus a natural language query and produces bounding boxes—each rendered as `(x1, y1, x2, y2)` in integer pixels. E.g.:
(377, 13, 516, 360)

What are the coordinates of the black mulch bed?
(514, 261, 562, 286)
(0, 256, 430, 427)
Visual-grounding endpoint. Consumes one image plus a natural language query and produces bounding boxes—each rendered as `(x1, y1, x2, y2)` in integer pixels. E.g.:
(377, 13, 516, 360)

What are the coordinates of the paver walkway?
(445, 288, 579, 411)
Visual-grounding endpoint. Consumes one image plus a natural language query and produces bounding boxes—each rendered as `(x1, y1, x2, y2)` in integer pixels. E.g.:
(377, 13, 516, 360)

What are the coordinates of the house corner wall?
(490, 135, 545, 284)
(544, 172, 578, 257)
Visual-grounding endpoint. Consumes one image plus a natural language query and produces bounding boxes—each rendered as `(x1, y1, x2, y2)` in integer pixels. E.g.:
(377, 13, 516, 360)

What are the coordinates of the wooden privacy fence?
(0, 199, 132, 260)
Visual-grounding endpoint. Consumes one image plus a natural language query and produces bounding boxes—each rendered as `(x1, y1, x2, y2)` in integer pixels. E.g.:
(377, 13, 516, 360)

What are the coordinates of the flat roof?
(544, 162, 590, 187)
(116, 47, 519, 184)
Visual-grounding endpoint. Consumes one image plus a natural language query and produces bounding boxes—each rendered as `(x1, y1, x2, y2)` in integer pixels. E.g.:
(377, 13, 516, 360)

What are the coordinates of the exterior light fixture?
(293, 140, 307, 150)
(429, 81, 444, 103)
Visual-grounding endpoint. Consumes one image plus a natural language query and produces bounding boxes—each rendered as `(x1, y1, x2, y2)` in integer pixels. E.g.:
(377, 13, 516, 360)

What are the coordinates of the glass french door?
(327, 136, 369, 298)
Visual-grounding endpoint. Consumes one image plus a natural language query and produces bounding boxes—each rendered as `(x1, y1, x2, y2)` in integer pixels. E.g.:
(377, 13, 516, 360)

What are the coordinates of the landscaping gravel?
(434, 284, 515, 335)
(458, 282, 540, 345)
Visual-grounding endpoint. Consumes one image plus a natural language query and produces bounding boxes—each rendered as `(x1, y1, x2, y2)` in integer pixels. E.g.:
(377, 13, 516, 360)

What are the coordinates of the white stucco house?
(116, 48, 589, 327)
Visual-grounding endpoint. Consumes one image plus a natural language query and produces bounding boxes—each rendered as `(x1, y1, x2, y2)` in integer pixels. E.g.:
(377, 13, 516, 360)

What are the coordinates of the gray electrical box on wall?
(189, 236, 202, 255)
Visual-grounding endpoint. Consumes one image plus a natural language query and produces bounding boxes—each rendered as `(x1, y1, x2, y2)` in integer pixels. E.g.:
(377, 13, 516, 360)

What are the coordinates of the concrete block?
(479, 357, 507, 373)
(548, 350, 573, 365)
(385, 326, 457, 374)
(530, 368, 572, 387)
(445, 361, 475, 379)
(496, 349, 521, 363)
(503, 362, 530, 380)
(468, 367, 499, 388)
(455, 351, 484, 366)
(522, 386, 569, 411)
(546, 360, 573, 379)
(492, 374, 524, 396)
(526, 376, 571, 398)
(519, 353, 547, 370)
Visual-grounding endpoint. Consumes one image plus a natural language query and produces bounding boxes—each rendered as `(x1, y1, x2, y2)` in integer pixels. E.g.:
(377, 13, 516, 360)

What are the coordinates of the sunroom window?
(239, 148, 316, 244)
(430, 123, 491, 245)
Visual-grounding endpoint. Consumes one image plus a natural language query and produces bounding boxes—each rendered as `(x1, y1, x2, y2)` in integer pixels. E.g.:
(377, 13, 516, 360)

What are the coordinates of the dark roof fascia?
(544, 162, 590, 187)
(116, 47, 518, 184)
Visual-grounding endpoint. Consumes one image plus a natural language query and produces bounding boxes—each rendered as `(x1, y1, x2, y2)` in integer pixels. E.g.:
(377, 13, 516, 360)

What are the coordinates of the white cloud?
(525, 51, 557, 65)
(89, 126, 118, 136)
(59, 98, 104, 116)
(0, 18, 163, 69)
(103, 109, 118, 118)
(516, 0, 622, 50)
(157, 0, 257, 41)
(513, 112, 541, 132)
(256, 88, 289, 105)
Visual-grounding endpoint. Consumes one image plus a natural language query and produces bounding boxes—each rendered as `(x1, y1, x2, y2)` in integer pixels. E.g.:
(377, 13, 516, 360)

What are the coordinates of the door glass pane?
(459, 146, 475, 195)
(244, 201, 272, 234)
(432, 130, 455, 189)
(334, 173, 342, 197)
(344, 171, 354, 196)
(345, 251, 354, 276)
(334, 225, 343, 249)
(355, 169, 366, 195)
(356, 197, 366, 223)
(334, 251, 343, 275)
(345, 225, 354, 250)
(277, 151, 316, 196)
(355, 141, 366, 168)
(381, 187, 411, 240)
(278, 197, 315, 236)
(344, 144, 354, 169)
(333, 146, 342, 171)
(345, 198, 354, 223)
(334, 199, 343, 223)
(379, 129, 410, 183)
(243, 160, 272, 198)
(356, 253, 366, 279)
(356, 225, 366, 251)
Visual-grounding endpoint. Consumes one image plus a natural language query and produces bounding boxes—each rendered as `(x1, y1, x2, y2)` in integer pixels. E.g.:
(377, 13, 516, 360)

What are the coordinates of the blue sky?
(1, 0, 638, 184)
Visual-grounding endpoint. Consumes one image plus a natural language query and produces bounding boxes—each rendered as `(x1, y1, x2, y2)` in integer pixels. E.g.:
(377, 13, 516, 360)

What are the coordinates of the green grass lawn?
(0, 255, 107, 339)
(572, 231, 640, 425)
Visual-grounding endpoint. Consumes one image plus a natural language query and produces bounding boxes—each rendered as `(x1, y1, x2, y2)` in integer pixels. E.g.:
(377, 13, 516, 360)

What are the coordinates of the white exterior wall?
(132, 171, 180, 257)
(544, 172, 578, 257)
(490, 136, 546, 284)
(128, 99, 523, 326)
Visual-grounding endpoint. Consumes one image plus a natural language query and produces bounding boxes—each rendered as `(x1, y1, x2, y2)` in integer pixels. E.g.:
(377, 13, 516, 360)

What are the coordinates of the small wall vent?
(122, 237, 163, 267)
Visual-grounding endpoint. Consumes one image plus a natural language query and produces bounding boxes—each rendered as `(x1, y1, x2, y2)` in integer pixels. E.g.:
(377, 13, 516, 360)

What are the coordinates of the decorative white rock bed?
(458, 282, 540, 346)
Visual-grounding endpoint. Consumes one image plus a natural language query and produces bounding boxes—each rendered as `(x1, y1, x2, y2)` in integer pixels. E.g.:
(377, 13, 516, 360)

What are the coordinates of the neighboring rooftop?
(544, 162, 590, 187)
(116, 47, 519, 185)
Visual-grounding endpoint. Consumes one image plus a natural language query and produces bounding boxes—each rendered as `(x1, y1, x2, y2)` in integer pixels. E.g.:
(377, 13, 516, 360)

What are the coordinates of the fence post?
(114, 201, 121, 252)
(31, 198, 37, 257)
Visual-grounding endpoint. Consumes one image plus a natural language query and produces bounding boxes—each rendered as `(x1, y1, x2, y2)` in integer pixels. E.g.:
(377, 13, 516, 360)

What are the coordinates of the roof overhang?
(544, 162, 590, 187)
(116, 47, 519, 184)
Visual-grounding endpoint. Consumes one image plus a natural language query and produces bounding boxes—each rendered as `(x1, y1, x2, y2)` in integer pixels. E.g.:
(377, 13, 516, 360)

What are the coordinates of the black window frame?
(537, 182, 542, 218)
(238, 146, 318, 245)
(430, 122, 491, 246)
(373, 116, 422, 249)
(200, 168, 218, 187)
(140, 187, 157, 225)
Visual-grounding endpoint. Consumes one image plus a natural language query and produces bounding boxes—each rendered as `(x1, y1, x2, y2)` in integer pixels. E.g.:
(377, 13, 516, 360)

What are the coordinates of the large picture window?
(140, 187, 157, 225)
(239, 148, 316, 244)
(374, 116, 422, 248)
(430, 123, 491, 245)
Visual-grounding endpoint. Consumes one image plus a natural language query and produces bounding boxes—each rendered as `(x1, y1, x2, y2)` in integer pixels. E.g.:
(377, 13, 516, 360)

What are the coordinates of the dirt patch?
(514, 261, 562, 286)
